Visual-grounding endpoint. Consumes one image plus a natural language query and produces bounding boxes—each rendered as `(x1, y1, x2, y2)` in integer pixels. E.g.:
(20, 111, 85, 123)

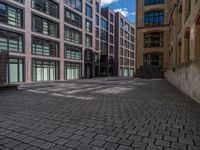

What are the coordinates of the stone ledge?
(0, 84, 19, 91)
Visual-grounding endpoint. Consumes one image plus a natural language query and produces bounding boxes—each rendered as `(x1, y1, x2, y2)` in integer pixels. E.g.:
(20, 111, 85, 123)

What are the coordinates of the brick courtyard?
(0, 78, 200, 150)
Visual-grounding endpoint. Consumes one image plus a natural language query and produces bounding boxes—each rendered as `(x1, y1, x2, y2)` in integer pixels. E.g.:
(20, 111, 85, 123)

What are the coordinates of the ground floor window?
(65, 62, 81, 80)
(120, 68, 123, 77)
(130, 69, 134, 77)
(7, 58, 24, 83)
(123, 68, 129, 77)
(32, 60, 59, 81)
(144, 53, 163, 67)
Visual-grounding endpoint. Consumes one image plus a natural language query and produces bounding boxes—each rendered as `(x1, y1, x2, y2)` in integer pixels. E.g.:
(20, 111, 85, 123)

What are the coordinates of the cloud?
(101, 0, 119, 6)
(114, 8, 136, 17)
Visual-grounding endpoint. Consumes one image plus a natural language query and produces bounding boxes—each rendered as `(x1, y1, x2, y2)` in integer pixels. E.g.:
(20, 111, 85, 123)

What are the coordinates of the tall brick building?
(0, 0, 135, 83)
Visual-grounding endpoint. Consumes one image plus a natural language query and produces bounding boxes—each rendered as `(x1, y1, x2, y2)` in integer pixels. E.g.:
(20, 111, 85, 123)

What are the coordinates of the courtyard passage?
(0, 78, 200, 150)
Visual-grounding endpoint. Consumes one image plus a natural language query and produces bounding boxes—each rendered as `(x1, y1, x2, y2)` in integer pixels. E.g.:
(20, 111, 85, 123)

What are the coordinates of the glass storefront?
(7, 58, 24, 83)
(32, 60, 59, 81)
(65, 62, 81, 80)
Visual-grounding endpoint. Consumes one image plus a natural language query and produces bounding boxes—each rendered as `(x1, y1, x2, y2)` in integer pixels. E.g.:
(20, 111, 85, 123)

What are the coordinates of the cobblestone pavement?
(0, 78, 200, 150)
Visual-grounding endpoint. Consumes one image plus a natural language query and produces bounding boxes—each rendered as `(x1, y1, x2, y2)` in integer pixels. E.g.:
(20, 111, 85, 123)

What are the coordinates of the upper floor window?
(0, 29, 23, 53)
(101, 18, 108, 31)
(96, 2, 99, 13)
(0, 2, 23, 28)
(144, 32, 163, 48)
(110, 14, 114, 23)
(86, 5, 92, 18)
(144, 0, 164, 6)
(85, 34, 92, 47)
(64, 0, 82, 12)
(65, 9, 82, 29)
(32, 15, 59, 38)
(32, 37, 59, 57)
(144, 11, 164, 26)
(86, 19, 92, 33)
(64, 27, 82, 44)
(31, 0, 59, 18)
(65, 44, 82, 60)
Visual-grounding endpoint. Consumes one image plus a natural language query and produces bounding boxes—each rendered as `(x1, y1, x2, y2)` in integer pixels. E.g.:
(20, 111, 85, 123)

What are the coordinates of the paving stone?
(132, 141, 147, 149)
(155, 139, 170, 147)
(116, 145, 133, 150)
(103, 142, 118, 150)
(76, 143, 93, 150)
(65, 140, 80, 148)
(50, 145, 67, 150)
(106, 136, 120, 143)
(118, 139, 133, 146)
(146, 144, 163, 150)
(171, 142, 187, 150)
(91, 139, 106, 147)
(39, 142, 55, 149)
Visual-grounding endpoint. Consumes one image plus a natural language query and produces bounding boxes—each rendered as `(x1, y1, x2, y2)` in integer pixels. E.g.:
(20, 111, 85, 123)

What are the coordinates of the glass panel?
(9, 63, 18, 82)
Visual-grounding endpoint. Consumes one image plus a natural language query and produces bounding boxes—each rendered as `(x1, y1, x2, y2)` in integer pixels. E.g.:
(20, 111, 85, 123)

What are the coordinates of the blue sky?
(101, 0, 136, 23)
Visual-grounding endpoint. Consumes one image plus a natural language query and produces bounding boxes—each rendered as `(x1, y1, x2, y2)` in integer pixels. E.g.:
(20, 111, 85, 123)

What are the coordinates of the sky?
(101, 0, 136, 23)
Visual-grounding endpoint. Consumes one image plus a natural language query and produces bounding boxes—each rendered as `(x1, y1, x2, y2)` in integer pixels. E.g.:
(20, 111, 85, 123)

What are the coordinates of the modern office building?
(136, 0, 170, 77)
(0, 0, 135, 83)
(100, 8, 115, 76)
(115, 12, 135, 77)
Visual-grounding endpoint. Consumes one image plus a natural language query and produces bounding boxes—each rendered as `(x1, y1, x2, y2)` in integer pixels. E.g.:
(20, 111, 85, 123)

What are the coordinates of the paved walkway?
(0, 78, 200, 150)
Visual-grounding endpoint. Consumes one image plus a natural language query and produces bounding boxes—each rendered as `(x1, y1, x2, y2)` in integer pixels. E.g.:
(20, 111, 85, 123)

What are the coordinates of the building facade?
(136, 0, 170, 77)
(0, 0, 135, 83)
(115, 12, 135, 77)
(136, 0, 200, 102)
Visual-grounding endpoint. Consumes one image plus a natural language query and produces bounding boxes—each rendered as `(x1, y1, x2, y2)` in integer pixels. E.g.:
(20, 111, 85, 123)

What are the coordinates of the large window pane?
(65, 63, 81, 80)
(32, 15, 59, 38)
(32, 37, 59, 57)
(0, 29, 23, 53)
(0, 2, 23, 28)
(31, 0, 59, 18)
(32, 60, 59, 81)
(7, 58, 24, 83)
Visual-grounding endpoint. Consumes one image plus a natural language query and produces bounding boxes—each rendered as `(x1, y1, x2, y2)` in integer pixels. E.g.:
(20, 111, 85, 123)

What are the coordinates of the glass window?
(85, 49, 92, 62)
(65, 62, 81, 80)
(110, 14, 114, 23)
(101, 30, 108, 41)
(85, 34, 92, 47)
(65, 9, 82, 29)
(144, 11, 164, 26)
(64, 27, 82, 44)
(96, 27, 99, 38)
(86, 5, 92, 18)
(144, 0, 164, 6)
(64, 0, 82, 12)
(101, 18, 108, 31)
(31, 0, 59, 18)
(144, 32, 164, 48)
(32, 37, 59, 57)
(65, 44, 82, 60)
(32, 60, 59, 81)
(96, 15, 99, 26)
(7, 58, 24, 83)
(86, 19, 92, 33)
(32, 15, 59, 38)
(0, 30, 23, 53)
(0, 2, 23, 28)
(96, 2, 99, 13)
(110, 24, 113, 33)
